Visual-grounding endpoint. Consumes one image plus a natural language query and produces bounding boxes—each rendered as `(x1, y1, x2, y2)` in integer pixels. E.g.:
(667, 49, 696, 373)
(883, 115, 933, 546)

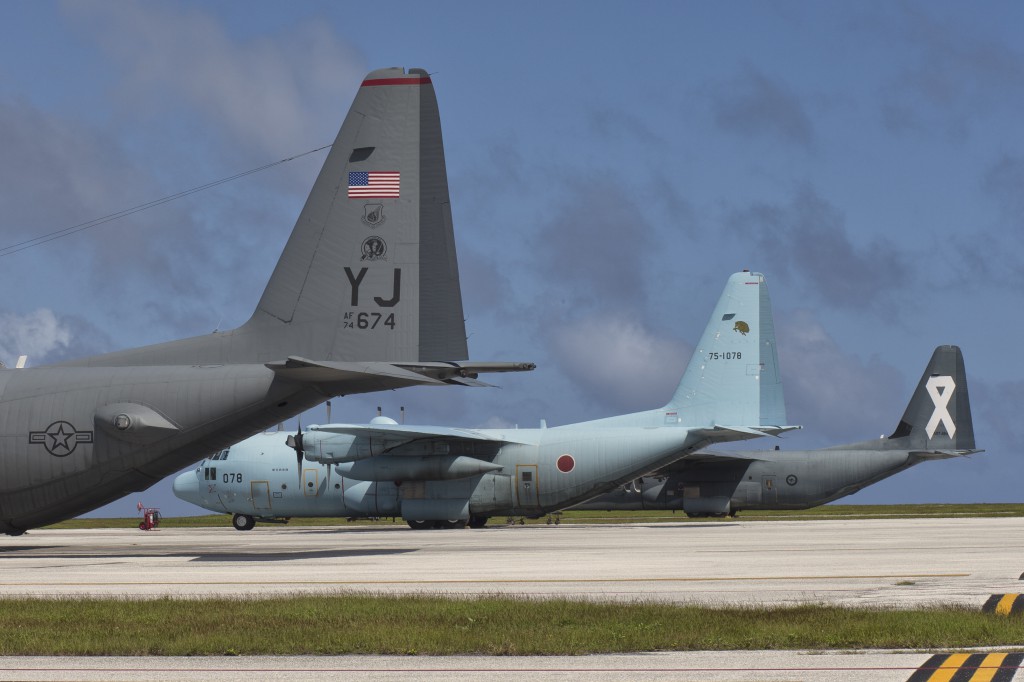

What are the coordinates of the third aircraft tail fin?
(887, 345, 976, 452)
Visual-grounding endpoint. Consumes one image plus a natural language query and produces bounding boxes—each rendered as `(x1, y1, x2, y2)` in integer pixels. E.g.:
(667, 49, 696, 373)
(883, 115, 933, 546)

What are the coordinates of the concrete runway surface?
(0, 517, 1021, 681)
(0, 517, 1020, 605)
(1, 650, 1020, 682)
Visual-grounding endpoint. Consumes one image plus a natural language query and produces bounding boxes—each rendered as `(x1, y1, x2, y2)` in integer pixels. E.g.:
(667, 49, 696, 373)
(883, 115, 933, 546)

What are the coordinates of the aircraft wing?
(266, 357, 535, 388)
(310, 423, 508, 443)
(679, 449, 769, 464)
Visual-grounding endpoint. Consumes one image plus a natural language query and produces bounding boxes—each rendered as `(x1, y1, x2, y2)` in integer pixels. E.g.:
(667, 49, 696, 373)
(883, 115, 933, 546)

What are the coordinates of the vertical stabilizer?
(61, 67, 471, 369)
(888, 345, 974, 450)
(669, 271, 786, 427)
(244, 66, 467, 362)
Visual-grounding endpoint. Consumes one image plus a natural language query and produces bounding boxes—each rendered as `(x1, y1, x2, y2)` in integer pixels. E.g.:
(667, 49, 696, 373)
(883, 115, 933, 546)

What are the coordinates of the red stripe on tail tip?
(361, 77, 431, 87)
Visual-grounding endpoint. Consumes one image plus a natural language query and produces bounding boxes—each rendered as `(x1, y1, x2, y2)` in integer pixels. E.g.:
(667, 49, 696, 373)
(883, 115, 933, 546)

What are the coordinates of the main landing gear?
(406, 519, 467, 530)
(232, 513, 256, 531)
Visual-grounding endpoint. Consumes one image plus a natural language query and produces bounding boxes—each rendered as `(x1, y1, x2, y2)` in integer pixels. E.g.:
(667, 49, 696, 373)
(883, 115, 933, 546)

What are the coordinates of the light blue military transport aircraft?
(0, 67, 533, 535)
(174, 270, 799, 530)
(575, 345, 980, 516)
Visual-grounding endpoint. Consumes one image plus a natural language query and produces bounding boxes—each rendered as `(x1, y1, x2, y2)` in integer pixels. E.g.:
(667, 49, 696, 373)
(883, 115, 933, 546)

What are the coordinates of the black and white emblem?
(362, 204, 385, 227)
(361, 236, 387, 261)
(29, 421, 94, 457)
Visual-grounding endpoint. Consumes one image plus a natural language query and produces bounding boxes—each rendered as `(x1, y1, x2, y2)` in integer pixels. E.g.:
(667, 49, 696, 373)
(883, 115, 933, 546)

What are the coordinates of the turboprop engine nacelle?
(300, 431, 375, 464)
(336, 455, 503, 482)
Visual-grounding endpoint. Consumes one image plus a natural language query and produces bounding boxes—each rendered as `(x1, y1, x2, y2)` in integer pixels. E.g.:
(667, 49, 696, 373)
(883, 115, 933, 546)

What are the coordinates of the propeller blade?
(292, 418, 304, 485)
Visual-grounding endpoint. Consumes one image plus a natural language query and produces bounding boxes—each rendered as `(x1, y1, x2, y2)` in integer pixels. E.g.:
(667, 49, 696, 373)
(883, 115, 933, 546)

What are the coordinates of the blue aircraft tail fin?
(666, 271, 786, 429)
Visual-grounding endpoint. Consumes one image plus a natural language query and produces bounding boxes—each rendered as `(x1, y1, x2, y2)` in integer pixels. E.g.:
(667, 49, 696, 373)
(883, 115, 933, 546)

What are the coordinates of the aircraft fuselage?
(574, 448, 917, 515)
(0, 364, 431, 534)
(174, 426, 707, 522)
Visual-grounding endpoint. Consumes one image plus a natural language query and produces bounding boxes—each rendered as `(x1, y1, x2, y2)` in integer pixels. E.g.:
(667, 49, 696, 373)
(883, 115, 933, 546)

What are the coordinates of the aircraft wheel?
(438, 520, 466, 529)
(232, 514, 256, 531)
(407, 520, 433, 530)
(467, 515, 489, 529)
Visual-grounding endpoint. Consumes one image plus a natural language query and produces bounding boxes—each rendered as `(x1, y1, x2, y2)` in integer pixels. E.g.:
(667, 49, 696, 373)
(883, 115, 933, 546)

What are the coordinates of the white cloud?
(777, 309, 905, 444)
(548, 313, 689, 414)
(63, 2, 365, 156)
(0, 309, 72, 366)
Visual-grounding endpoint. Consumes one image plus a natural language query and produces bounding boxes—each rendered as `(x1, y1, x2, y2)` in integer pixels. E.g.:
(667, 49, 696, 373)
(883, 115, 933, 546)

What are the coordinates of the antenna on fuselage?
(401, 406, 405, 424)
(326, 400, 332, 423)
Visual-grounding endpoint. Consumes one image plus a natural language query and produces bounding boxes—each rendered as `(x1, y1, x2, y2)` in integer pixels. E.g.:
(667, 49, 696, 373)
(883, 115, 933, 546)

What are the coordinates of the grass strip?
(0, 597, 1023, 655)
(47, 503, 1024, 530)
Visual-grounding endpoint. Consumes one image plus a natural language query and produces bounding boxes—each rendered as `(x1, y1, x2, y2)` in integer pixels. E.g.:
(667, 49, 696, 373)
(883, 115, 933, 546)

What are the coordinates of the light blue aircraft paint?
(174, 271, 798, 530)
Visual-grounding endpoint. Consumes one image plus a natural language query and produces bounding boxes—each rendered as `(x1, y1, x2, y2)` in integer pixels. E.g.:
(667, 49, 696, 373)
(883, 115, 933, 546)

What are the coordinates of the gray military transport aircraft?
(0, 67, 533, 535)
(173, 270, 800, 530)
(574, 345, 979, 516)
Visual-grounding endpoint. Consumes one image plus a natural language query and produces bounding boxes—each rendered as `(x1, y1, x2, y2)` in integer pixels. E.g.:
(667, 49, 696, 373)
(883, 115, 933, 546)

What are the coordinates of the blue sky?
(1, 1, 1022, 516)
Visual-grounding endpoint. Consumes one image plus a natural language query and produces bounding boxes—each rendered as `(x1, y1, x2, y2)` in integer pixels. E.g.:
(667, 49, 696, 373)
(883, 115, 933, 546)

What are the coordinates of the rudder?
(668, 271, 786, 428)
(888, 345, 975, 450)
(243, 67, 468, 363)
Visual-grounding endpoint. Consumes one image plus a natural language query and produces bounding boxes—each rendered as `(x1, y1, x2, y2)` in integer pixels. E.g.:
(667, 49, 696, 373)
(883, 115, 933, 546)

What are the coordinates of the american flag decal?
(348, 171, 400, 198)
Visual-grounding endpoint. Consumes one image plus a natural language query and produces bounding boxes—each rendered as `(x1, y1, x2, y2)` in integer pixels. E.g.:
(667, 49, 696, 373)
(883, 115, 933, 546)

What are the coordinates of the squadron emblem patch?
(361, 236, 388, 261)
(362, 204, 385, 227)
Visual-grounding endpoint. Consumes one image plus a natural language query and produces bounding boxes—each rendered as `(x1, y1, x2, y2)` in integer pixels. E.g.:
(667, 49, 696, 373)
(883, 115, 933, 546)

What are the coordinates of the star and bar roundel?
(29, 421, 94, 457)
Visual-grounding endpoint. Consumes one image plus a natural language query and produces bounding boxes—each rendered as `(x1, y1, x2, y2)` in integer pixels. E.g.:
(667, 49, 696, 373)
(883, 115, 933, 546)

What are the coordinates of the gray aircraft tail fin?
(240, 66, 467, 362)
(667, 270, 787, 428)
(887, 345, 975, 451)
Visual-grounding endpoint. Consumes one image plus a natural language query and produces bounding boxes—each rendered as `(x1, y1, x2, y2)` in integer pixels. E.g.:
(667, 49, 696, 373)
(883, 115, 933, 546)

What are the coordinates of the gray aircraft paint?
(574, 345, 980, 516)
(174, 271, 799, 529)
(0, 67, 532, 535)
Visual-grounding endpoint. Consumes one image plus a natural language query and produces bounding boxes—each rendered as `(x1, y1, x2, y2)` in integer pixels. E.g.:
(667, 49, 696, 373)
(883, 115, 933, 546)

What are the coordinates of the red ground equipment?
(137, 501, 161, 531)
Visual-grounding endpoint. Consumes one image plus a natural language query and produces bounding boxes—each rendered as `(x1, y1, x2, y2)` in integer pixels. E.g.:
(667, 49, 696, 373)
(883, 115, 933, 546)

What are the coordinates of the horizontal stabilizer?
(266, 357, 445, 386)
(443, 376, 495, 388)
(266, 357, 535, 388)
(393, 361, 537, 376)
(693, 424, 802, 439)
(909, 448, 985, 460)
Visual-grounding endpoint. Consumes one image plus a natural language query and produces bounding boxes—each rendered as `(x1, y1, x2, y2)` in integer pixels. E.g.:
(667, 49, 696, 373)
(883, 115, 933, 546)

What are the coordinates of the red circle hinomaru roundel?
(556, 454, 575, 473)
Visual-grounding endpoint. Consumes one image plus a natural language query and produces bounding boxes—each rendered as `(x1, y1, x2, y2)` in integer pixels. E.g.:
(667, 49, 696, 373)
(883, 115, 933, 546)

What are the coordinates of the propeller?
(286, 418, 304, 485)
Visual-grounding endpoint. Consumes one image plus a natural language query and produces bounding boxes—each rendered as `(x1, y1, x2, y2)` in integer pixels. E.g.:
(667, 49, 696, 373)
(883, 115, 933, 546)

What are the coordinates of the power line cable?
(0, 143, 333, 258)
